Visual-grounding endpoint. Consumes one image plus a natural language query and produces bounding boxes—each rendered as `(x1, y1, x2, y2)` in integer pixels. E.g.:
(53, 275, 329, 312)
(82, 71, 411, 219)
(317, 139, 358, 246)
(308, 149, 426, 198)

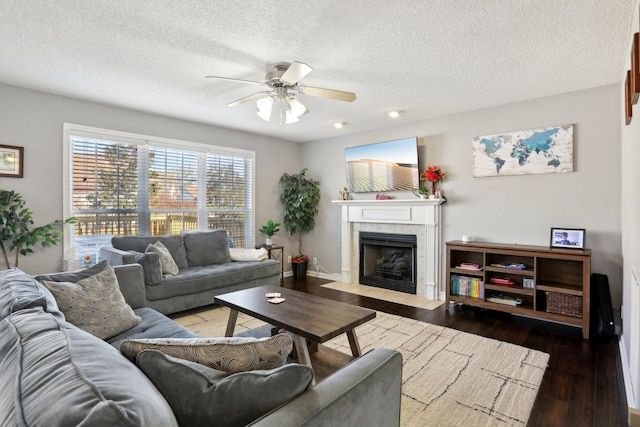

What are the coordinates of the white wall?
(0, 83, 301, 274)
(302, 85, 623, 310)
(619, 1, 640, 409)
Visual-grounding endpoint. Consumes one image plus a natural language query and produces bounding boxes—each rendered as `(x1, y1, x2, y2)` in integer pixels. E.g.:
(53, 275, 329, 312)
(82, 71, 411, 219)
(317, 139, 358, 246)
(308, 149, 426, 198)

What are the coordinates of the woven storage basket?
(545, 291, 582, 317)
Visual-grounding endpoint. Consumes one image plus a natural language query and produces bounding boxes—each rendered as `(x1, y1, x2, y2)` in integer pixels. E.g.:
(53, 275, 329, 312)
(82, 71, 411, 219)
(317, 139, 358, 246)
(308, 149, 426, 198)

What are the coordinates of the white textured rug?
(320, 282, 444, 310)
(175, 307, 548, 427)
(324, 311, 549, 427)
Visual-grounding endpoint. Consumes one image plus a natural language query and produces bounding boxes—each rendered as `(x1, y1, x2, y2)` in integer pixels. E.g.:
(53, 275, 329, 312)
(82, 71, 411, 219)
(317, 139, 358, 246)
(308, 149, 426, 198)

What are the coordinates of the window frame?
(62, 123, 256, 260)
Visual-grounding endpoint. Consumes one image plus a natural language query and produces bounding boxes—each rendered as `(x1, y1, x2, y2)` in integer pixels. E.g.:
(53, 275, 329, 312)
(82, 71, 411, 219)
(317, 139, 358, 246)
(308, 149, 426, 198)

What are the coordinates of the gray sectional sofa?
(100, 229, 281, 314)
(0, 263, 403, 427)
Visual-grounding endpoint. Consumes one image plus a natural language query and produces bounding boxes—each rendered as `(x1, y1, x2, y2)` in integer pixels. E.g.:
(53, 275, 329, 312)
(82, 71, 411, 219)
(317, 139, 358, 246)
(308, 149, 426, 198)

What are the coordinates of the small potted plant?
(259, 219, 281, 245)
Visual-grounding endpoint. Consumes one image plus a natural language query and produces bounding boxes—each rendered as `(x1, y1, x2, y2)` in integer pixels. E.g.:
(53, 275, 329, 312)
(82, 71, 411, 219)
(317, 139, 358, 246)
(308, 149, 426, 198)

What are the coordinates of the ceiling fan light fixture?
(256, 96, 274, 121)
(286, 95, 309, 118)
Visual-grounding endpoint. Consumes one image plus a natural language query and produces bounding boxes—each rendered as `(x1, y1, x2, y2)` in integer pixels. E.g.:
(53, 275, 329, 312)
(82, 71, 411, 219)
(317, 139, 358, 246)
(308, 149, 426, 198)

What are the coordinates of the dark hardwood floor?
(283, 276, 628, 427)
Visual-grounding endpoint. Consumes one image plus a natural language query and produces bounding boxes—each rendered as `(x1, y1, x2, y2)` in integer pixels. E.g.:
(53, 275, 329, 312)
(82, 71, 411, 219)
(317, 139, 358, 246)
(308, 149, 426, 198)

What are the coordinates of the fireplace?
(359, 232, 417, 294)
(333, 198, 444, 300)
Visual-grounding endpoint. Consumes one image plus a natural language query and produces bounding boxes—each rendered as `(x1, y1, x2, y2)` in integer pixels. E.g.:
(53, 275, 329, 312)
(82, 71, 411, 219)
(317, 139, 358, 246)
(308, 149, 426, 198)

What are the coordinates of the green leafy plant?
(0, 190, 76, 269)
(278, 168, 320, 259)
(259, 219, 281, 238)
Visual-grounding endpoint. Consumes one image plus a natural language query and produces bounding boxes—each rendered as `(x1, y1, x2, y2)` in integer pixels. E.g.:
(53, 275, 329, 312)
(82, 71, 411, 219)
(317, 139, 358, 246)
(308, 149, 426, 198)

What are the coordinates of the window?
(63, 124, 254, 265)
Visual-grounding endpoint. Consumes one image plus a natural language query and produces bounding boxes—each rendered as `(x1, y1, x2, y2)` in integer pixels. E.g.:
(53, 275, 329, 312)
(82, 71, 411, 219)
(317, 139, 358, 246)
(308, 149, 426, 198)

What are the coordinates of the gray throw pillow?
(182, 229, 232, 266)
(34, 259, 109, 283)
(42, 265, 141, 340)
(136, 350, 313, 427)
(134, 251, 163, 286)
(121, 334, 292, 374)
(0, 268, 49, 320)
(145, 241, 179, 277)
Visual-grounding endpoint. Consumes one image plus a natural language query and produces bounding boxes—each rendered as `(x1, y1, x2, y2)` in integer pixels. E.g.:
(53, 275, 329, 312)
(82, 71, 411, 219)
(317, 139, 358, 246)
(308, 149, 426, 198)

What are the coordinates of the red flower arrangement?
(292, 254, 309, 264)
(420, 165, 446, 183)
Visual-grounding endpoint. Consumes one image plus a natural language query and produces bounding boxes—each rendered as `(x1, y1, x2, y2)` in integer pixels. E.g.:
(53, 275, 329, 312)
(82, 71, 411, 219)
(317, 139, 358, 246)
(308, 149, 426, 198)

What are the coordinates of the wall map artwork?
(472, 125, 573, 178)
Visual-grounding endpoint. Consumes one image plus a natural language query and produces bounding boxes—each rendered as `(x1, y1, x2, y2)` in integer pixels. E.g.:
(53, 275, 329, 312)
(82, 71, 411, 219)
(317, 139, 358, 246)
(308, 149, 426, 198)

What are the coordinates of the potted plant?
(278, 168, 320, 279)
(0, 190, 76, 269)
(259, 219, 281, 245)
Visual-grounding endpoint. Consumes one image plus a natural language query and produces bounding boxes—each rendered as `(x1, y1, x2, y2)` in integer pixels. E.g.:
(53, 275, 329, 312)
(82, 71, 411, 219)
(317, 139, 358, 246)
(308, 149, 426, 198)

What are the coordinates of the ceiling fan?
(206, 61, 357, 125)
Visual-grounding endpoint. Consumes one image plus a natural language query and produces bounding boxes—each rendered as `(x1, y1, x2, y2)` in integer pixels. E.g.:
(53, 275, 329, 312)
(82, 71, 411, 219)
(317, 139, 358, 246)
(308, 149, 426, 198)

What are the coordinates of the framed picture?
(626, 70, 633, 125)
(550, 228, 586, 250)
(0, 144, 24, 178)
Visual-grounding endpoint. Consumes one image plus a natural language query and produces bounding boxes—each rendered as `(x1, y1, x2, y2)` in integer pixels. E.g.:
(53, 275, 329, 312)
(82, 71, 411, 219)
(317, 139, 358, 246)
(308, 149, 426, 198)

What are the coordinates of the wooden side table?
(256, 244, 284, 284)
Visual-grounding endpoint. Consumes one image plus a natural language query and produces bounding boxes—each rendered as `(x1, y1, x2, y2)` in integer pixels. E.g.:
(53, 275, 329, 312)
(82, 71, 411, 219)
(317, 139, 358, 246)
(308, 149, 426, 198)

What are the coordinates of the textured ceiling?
(0, 1, 635, 142)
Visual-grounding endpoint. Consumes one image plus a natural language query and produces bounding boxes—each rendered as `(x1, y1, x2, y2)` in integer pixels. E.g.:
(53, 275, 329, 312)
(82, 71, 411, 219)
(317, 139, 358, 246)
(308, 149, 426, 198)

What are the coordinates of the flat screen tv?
(345, 137, 419, 193)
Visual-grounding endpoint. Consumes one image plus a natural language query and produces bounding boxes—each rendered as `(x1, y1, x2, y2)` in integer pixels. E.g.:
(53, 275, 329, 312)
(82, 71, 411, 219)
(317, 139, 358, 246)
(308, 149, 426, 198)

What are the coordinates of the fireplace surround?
(333, 198, 444, 300)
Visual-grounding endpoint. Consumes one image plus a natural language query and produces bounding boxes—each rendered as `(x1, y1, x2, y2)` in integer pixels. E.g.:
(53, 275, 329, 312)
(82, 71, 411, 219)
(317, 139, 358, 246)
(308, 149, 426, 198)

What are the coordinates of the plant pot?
(292, 261, 308, 280)
(265, 238, 273, 246)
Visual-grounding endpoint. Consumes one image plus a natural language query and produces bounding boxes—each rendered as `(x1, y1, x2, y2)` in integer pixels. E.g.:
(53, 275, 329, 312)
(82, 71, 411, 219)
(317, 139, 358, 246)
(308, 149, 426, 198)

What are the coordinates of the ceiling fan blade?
(298, 86, 357, 102)
(227, 91, 273, 107)
(280, 61, 313, 85)
(205, 75, 265, 86)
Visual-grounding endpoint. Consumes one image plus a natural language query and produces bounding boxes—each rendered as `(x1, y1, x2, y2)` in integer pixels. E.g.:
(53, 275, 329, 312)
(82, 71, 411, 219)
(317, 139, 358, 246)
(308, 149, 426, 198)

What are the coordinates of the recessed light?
(388, 111, 400, 118)
(334, 122, 345, 128)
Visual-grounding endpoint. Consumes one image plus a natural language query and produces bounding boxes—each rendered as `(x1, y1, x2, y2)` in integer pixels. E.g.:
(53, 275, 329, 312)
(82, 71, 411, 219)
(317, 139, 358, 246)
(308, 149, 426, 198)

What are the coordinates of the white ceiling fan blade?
(298, 86, 357, 102)
(227, 91, 273, 107)
(205, 75, 265, 86)
(280, 61, 312, 85)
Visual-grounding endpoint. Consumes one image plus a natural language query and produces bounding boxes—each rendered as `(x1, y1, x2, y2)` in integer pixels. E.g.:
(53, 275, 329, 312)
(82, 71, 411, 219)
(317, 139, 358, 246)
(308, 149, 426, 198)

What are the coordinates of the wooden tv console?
(446, 241, 591, 339)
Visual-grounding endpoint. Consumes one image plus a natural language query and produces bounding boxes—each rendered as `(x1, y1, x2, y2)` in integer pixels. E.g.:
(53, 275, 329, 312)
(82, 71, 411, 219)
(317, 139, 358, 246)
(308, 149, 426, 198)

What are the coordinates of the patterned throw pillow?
(42, 266, 141, 340)
(120, 334, 293, 374)
(146, 241, 179, 277)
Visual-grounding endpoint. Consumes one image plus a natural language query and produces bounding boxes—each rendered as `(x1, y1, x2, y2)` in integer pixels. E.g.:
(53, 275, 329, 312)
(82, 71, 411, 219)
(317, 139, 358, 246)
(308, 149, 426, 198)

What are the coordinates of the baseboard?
(306, 270, 342, 281)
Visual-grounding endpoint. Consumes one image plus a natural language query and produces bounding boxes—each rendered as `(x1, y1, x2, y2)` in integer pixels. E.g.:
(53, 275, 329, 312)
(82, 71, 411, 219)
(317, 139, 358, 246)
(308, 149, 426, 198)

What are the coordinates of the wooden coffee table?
(214, 285, 376, 383)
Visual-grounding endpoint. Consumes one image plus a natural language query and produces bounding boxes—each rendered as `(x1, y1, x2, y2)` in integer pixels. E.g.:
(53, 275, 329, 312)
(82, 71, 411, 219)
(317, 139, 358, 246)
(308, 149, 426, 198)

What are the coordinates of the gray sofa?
(100, 229, 281, 314)
(0, 263, 403, 427)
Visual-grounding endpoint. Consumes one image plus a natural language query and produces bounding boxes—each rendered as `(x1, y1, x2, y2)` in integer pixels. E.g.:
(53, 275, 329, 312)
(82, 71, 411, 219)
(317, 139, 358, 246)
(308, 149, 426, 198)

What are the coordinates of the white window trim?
(62, 123, 256, 258)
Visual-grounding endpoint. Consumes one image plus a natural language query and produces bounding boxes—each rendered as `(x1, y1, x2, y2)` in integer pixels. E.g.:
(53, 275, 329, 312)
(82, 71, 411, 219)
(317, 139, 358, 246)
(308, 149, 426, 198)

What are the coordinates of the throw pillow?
(120, 333, 292, 374)
(42, 265, 141, 340)
(136, 350, 313, 427)
(134, 251, 163, 285)
(182, 229, 232, 267)
(146, 241, 179, 277)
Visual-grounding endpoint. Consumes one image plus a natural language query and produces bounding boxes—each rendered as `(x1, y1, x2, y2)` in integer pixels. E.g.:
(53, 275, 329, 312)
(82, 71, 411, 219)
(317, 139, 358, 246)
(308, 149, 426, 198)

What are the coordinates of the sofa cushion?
(146, 241, 179, 277)
(145, 260, 280, 301)
(112, 235, 188, 270)
(42, 265, 141, 340)
(120, 333, 292, 374)
(182, 229, 232, 266)
(107, 307, 198, 348)
(0, 268, 62, 320)
(0, 308, 178, 427)
(136, 350, 313, 427)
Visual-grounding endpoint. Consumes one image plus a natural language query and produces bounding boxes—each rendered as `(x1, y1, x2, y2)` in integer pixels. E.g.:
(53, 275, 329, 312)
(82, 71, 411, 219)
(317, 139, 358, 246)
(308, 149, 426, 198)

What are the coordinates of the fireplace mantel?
(332, 198, 444, 300)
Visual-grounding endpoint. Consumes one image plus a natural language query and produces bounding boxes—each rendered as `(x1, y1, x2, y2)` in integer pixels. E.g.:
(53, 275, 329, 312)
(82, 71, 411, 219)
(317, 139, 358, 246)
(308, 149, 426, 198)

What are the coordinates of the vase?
(431, 181, 437, 196)
(265, 238, 272, 246)
(292, 261, 308, 280)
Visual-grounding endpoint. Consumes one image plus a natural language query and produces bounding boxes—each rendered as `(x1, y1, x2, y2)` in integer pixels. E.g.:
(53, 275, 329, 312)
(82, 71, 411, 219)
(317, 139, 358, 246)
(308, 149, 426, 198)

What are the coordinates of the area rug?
(320, 281, 444, 310)
(175, 307, 549, 427)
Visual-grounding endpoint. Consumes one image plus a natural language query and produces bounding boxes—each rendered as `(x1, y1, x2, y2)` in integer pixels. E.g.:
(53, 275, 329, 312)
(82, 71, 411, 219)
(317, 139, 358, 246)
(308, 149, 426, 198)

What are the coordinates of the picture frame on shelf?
(550, 228, 585, 250)
(0, 144, 24, 178)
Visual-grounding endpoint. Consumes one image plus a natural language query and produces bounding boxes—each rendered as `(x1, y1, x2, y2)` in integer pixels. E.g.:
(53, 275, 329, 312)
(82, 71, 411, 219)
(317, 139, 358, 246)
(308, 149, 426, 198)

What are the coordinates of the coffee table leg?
(292, 334, 316, 386)
(346, 329, 362, 357)
(225, 309, 239, 337)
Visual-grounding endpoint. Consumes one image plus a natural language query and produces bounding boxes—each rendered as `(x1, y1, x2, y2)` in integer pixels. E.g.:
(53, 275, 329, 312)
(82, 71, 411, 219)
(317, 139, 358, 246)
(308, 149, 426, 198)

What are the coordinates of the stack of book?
(486, 294, 523, 306)
(457, 262, 482, 270)
(451, 275, 484, 298)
